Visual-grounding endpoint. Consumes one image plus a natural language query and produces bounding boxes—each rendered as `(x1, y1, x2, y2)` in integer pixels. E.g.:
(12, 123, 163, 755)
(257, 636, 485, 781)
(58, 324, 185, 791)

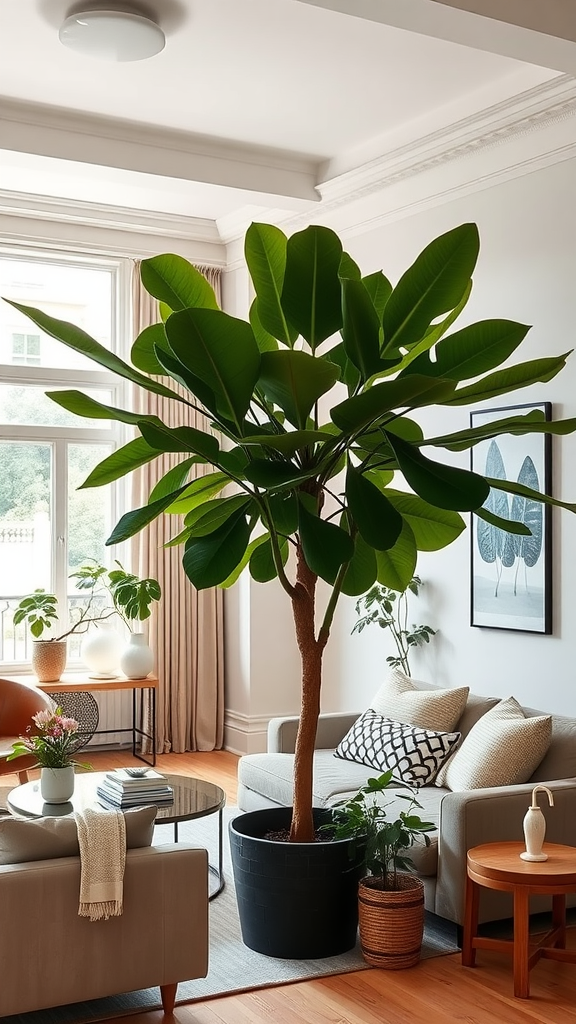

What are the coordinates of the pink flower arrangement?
(8, 707, 91, 769)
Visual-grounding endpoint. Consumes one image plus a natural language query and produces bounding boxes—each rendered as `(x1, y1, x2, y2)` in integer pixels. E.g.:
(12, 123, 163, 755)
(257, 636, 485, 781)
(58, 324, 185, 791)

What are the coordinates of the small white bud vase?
(40, 765, 75, 804)
(520, 785, 555, 862)
(120, 632, 154, 679)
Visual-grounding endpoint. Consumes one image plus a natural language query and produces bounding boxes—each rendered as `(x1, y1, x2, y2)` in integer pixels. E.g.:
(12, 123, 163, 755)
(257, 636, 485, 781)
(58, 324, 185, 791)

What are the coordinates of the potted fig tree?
(4, 221, 576, 956)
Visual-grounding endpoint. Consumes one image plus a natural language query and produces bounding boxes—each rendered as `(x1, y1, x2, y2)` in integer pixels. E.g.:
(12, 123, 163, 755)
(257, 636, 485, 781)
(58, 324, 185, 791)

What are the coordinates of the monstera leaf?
(511, 456, 543, 567)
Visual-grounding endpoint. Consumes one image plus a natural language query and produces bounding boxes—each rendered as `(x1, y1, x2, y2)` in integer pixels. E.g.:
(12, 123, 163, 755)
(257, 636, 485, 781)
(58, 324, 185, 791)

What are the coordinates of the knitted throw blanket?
(75, 807, 127, 921)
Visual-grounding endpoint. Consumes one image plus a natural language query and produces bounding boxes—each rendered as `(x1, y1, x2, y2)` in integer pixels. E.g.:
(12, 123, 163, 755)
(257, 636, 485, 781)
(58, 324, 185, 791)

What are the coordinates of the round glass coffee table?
(7, 771, 226, 899)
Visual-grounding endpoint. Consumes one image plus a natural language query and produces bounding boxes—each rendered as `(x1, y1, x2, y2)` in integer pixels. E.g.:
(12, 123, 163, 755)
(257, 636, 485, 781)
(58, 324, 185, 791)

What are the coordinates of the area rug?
(1, 805, 460, 1024)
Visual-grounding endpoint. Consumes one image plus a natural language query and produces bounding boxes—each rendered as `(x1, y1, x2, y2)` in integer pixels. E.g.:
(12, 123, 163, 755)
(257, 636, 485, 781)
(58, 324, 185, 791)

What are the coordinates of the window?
(0, 250, 130, 666)
(11, 332, 41, 365)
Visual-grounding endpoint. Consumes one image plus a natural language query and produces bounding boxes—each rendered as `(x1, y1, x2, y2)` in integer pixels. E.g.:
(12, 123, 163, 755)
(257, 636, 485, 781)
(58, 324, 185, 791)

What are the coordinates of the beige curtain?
(130, 262, 224, 752)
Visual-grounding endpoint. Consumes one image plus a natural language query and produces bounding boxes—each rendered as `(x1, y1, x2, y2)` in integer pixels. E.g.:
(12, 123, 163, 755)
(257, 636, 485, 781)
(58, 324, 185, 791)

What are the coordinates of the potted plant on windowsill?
(13, 585, 117, 683)
(14, 562, 161, 682)
(328, 771, 435, 969)
(4, 221, 576, 957)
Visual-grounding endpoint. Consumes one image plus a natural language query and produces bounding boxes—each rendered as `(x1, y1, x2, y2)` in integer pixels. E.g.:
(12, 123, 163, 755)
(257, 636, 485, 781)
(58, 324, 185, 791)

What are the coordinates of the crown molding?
(0, 189, 221, 244)
(318, 74, 576, 209)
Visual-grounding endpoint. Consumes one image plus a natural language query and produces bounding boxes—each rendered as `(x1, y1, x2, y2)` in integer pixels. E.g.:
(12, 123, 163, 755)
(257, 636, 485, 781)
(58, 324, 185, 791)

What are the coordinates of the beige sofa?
(0, 826, 208, 1017)
(237, 689, 576, 927)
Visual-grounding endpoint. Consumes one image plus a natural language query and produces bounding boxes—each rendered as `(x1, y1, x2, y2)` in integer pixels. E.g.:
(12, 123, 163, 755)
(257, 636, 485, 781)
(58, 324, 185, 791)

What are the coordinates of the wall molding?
(317, 74, 576, 212)
(224, 711, 270, 756)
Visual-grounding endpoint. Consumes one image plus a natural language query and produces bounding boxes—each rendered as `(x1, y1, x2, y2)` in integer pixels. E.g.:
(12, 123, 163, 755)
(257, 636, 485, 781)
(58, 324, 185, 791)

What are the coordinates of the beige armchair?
(0, 677, 54, 782)
(0, 843, 209, 1016)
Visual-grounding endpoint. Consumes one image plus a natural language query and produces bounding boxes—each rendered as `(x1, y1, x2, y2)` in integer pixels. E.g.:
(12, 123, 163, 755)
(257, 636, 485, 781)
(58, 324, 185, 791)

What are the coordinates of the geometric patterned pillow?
(334, 710, 461, 787)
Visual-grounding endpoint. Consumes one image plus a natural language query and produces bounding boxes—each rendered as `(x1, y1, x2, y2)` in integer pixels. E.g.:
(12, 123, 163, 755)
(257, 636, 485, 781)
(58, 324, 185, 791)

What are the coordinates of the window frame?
(0, 245, 133, 670)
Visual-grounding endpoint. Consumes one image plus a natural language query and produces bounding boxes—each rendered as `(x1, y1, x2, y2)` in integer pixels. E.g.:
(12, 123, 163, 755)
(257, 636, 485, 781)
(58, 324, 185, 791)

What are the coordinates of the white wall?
(339, 156, 576, 717)
(222, 152, 576, 750)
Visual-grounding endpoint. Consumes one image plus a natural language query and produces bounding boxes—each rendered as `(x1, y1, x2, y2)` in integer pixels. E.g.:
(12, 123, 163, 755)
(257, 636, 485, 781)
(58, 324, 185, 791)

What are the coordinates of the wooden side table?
(463, 841, 576, 998)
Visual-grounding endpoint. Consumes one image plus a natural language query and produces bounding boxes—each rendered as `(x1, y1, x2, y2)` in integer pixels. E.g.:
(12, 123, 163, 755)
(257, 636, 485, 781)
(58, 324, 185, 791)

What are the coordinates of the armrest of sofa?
(435, 778, 576, 925)
(267, 711, 359, 753)
(0, 844, 208, 1017)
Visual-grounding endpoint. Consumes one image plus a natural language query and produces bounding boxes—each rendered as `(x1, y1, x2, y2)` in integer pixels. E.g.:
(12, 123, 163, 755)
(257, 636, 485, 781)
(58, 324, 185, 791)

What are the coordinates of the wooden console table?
(14, 673, 158, 767)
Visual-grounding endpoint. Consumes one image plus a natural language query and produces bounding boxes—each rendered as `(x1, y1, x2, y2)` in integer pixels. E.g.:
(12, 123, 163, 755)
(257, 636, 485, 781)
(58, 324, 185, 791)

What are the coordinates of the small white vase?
(120, 632, 154, 679)
(81, 626, 122, 678)
(40, 765, 75, 804)
(521, 806, 547, 862)
(520, 785, 554, 862)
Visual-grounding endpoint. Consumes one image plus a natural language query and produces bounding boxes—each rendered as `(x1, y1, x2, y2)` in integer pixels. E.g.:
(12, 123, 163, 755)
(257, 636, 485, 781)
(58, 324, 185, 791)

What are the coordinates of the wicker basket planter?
(32, 640, 67, 683)
(358, 873, 425, 969)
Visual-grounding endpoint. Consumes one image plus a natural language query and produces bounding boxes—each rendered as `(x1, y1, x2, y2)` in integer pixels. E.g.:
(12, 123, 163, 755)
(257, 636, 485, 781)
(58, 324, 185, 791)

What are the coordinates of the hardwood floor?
(5, 748, 576, 1023)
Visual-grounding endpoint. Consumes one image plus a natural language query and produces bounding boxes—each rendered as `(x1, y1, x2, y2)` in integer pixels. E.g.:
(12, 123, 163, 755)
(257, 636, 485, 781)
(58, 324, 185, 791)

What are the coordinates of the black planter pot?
(229, 806, 365, 959)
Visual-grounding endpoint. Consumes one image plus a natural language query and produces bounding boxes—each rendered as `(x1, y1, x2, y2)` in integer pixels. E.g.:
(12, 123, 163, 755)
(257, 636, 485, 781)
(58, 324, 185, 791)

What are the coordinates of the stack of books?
(97, 768, 174, 808)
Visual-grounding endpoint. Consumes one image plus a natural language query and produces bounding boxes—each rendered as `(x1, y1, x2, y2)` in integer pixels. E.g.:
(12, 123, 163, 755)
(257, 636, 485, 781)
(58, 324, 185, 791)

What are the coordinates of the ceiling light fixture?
(59, 7, 165, 62)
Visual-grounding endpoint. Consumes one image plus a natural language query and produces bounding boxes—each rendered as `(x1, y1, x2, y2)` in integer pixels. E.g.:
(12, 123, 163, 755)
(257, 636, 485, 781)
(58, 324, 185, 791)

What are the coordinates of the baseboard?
(223, 711, 270, 755)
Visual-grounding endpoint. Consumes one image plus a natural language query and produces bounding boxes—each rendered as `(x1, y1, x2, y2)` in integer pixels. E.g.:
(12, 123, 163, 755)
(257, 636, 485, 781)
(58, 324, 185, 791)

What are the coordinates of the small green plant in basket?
(328, 769, 435, 890)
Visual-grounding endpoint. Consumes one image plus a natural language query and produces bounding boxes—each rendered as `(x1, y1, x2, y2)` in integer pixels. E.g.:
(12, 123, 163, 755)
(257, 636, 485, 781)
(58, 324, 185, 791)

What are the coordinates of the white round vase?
(81, 627, 123, 678)
(120, 632, 154, 679)
(40, 765, 75, 804)
(521, 806, 548, 862)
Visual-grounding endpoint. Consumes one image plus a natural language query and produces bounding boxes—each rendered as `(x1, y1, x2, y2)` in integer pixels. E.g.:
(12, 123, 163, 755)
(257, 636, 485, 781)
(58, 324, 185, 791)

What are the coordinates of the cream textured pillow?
(371, 668, 469, 733)
(435, 696, 552, 792)
(0, 805, 156, 865)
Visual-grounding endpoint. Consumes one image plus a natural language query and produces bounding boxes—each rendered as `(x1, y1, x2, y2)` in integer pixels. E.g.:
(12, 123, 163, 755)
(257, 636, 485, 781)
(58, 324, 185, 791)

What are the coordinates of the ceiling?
(0, 0, 567, 240)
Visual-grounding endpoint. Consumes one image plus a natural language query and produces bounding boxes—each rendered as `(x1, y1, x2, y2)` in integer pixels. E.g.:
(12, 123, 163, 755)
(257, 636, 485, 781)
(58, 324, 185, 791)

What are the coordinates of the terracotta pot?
(32, 640, 67, 683)
(358, 873, 425, 969)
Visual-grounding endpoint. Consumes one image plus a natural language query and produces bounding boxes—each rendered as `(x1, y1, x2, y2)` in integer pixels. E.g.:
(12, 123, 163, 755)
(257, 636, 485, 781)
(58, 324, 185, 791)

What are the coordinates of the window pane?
(0, 441, 52, 595)
(0, 385, 113, 428)
(67, 443, 115, 661)
(0, 441, 52, 660)
(68, 443, 114, 574)
(0, 257, 113, 370)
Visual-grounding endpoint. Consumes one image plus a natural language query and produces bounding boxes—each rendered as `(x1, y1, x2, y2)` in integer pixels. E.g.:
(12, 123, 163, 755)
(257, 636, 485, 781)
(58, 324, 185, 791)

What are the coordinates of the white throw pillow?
(370, 667, 469, 733)
(434, 695, 552, 791)
(335, 710, 461, 787)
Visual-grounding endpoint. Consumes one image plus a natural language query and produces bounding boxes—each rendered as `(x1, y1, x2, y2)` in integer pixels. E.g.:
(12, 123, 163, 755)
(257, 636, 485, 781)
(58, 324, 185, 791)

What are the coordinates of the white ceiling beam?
(0, 99, 320, 209)
(291, 0, 576, 74)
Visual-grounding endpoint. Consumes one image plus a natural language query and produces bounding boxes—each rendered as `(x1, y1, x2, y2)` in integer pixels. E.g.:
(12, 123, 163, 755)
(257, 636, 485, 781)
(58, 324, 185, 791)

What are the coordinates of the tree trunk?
(289, 545, 326, 843)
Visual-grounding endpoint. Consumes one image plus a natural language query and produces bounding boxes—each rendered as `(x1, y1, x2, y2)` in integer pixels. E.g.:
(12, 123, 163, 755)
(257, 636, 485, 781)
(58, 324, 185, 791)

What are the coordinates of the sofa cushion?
(334, 710, 461, 787)
(455, 693, 499, 739)
(524, 708, 576, 782)
(238, 750, 373, 809)
(435, 696, 552, 792)
(371, 668, 469, 732)
(0, 805, 156, 865)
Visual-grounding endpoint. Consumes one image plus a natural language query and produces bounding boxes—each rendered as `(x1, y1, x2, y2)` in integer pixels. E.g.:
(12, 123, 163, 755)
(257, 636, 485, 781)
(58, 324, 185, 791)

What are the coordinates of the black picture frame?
(470, 402, 552, 634)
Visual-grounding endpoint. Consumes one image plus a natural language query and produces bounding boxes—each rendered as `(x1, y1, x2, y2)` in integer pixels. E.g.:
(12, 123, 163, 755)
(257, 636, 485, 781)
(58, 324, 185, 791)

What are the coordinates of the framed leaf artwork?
(470, 402, 552, 634)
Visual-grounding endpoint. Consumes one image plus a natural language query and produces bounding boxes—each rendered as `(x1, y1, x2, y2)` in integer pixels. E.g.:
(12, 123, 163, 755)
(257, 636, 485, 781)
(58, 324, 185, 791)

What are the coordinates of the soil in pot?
(358, 873, 425, 969)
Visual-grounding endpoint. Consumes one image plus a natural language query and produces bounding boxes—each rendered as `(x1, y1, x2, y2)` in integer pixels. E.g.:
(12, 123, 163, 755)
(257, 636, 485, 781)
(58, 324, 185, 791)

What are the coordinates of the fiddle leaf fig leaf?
(258, 350, 340, 429)
(346, 465, 403, 551)
(282, 225, 344, 350)
(340, 277, 382, 381)
(164, 307, 261, 429)
(141, 253, 219, 310)
(298, 502, 355, 584)
(183, 510, 251, 589)
(382, 223, 479, 354)
(387, 433, 490, 512)
(245, 223, 298, 346)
